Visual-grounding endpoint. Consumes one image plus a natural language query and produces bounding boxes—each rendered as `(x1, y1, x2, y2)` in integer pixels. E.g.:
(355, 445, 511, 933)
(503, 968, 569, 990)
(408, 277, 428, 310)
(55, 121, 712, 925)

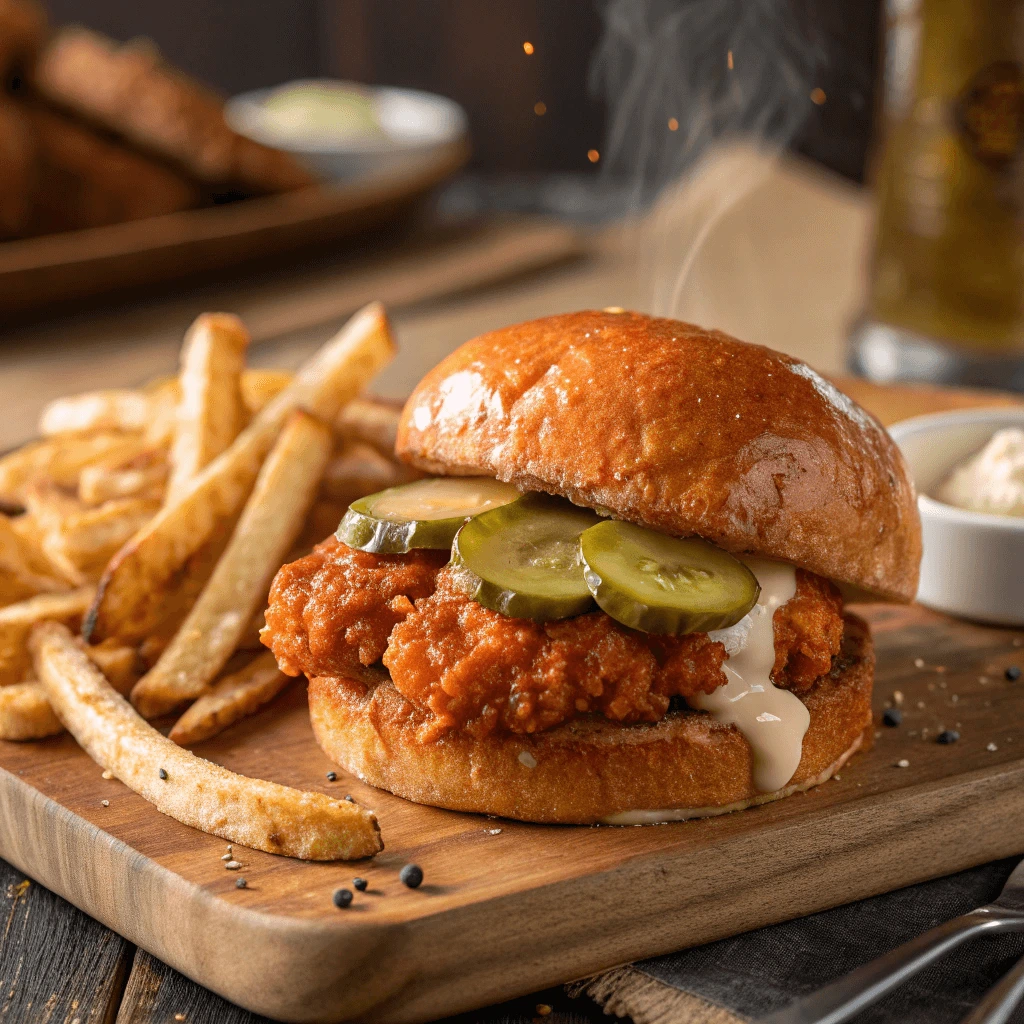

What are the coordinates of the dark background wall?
(42, 0, 883, 182)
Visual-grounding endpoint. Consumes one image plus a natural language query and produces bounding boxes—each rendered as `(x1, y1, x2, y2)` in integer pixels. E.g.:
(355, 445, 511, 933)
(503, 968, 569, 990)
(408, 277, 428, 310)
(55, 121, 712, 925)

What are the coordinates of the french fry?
(132, 411, 332, 717)
(85, 639, 140, 695)
(335, 396, 402, 456)
(0, 587, 95, 685)
(241, 368, 292, 415)
(85, 302, 396, 644)
(32, 622, 381, 859)
(165, 313, 249, 505)
(237, 607, 266, 650)
(39, 389, 152, 437)
(36, 493, 160, 585)
(79, 455, 167, 505)
(169, 650, 289, 746)
(0, 682, 64, 741)
(143, 378, 180, 446)
(320, 440, 416, 502)
(0, 513, 69, 604)
(0, 431, 150, 506)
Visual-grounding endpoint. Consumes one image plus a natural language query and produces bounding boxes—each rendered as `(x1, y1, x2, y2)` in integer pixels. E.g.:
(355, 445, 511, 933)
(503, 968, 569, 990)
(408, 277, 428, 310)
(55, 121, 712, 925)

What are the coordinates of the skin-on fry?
(39, 389, 153, 437)
(169, 650, 289, 746)
(0, 587, 95, 685)
(85, 302, 396, 645)
(0, 682, 63, 741)
(165, 313, 249, 506)
(335, 396, 402, 456)
(0, 431, 150, 506)
(132, 411, 332, 718)
(32, 622, 381, 859)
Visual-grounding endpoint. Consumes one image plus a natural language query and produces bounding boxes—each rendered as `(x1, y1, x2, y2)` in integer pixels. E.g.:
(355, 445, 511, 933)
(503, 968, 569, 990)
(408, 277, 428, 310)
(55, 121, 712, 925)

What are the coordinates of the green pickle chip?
(580, 520, 760, 635)
(452, 493, 600, 621)
(336, 477, 520, 554)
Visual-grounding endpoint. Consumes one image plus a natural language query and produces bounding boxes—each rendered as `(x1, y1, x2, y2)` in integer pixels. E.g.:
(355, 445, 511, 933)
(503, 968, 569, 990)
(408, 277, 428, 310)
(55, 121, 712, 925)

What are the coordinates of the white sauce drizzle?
(604, 558, 811, 825)
(689, 558, 809, 794)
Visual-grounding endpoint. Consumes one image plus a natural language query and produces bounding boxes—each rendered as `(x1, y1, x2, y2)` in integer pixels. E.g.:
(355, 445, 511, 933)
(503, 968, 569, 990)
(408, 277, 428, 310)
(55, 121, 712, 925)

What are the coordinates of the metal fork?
(760, 858, 1024, 1024)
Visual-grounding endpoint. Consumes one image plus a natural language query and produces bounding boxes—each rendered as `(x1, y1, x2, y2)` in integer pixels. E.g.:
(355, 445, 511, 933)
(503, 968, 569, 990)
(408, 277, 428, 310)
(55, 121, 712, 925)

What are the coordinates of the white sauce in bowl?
(935, 428, 1024, 518)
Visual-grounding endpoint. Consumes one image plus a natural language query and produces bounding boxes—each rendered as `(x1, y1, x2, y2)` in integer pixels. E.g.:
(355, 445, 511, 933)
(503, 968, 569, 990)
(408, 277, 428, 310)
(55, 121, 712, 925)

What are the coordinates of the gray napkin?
(569, 857, 1024, 1024)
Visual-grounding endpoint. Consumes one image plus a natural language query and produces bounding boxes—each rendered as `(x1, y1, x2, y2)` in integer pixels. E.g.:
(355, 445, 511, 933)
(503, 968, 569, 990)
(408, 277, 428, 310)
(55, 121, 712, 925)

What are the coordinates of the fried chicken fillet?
(263, 537, 845, 741)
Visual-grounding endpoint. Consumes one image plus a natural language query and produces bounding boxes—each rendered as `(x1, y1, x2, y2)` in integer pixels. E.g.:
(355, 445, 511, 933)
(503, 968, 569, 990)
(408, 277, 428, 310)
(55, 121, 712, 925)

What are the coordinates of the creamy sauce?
(690, 558, 809, 793)
(936, 428, 1024, 518)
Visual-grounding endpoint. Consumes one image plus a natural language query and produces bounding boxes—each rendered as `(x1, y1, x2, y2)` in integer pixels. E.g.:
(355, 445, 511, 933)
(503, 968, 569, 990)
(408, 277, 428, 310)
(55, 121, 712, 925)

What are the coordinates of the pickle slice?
(336, 477, 520, 554)
(580, 521, 760, 635)
(452, 494, 601, 620)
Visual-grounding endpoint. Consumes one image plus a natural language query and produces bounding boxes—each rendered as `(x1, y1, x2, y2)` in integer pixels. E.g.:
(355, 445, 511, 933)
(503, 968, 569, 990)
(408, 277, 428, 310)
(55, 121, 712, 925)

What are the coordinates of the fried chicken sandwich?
(263, 311, 922, 824)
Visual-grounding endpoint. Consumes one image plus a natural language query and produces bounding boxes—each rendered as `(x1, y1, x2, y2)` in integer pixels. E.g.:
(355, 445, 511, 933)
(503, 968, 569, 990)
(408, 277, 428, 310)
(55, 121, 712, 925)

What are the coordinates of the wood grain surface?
(0, 384, 1023, 1024)
(0, 857, 133, 1024)
(0, 141, 469, 318)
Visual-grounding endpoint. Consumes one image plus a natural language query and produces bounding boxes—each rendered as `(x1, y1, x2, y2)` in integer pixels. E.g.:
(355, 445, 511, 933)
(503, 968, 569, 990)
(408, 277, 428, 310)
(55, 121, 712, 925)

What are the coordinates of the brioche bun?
(396, 311, 921, 603)
(308, 615, 873, 825)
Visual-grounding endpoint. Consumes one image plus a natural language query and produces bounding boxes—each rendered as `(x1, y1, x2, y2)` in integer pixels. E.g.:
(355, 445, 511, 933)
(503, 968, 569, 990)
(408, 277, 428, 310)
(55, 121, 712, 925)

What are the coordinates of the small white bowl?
(225, 79, 470, 180)
(888, 407, 1024, 626)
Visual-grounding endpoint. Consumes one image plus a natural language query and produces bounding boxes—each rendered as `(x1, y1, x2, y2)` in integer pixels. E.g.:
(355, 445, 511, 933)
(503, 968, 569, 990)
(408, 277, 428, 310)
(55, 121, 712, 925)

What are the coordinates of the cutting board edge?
(5, 749, 1024, 1023)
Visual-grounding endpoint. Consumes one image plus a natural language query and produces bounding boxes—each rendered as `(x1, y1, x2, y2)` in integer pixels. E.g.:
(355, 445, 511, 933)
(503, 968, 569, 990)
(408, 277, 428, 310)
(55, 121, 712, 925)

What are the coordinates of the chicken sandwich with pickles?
(263, 311, 922, 824)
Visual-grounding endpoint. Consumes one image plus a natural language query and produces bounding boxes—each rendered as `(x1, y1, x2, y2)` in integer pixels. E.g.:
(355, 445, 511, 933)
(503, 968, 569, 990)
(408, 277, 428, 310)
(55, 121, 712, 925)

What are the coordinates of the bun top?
(396, 311, 922, 602)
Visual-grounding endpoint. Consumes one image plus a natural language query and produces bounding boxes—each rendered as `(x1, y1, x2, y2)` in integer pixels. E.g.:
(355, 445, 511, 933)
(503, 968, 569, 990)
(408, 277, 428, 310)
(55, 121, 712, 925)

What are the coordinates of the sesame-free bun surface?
(397, 311, 921, 602)
(309, 615, 874, 824)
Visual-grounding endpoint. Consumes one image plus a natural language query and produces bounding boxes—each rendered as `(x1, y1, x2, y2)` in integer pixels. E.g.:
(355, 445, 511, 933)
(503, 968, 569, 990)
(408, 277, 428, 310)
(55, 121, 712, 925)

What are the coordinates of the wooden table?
(1, 156, 1020, 1023)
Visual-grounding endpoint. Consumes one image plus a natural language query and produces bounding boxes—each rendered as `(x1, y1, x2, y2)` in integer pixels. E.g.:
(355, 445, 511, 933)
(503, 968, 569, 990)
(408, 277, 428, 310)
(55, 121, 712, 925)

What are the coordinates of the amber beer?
(851, 0, 1024, 389)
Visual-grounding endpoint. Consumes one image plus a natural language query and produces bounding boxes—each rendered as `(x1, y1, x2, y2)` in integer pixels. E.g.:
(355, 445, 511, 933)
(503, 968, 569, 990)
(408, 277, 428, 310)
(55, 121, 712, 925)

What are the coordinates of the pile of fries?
(0, 302, 412, 859)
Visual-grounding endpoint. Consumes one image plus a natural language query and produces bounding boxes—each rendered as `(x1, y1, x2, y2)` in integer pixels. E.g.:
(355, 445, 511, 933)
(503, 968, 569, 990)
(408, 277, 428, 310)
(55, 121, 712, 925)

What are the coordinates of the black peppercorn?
(1006, 666, 1021, 682)
(400, 864, 423, 889)
(883, 708, 903, 727)
(937, 730, 960, 745)
(326, 771, 337, 781)
(353, 877, 368, 892)
(333, 888, 353, 908)
(158, 768, 168, 780)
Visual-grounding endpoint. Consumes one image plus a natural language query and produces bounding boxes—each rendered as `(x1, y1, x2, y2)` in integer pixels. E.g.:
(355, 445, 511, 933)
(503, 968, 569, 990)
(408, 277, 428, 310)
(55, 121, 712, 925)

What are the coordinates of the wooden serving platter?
(0, 140, 469, 319)
(0, 604, 1022, 1023)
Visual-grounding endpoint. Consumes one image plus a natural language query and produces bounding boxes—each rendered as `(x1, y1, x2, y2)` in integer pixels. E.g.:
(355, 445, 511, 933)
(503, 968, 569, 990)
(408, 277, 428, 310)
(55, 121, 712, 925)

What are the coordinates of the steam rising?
(591, 0, 822, 319)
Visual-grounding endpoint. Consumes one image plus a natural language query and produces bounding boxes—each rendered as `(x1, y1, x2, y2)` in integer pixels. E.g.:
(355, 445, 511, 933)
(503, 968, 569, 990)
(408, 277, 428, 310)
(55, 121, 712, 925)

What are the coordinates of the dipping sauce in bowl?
(889, 408, 1024, 625)
(936, 428, 1024, 518)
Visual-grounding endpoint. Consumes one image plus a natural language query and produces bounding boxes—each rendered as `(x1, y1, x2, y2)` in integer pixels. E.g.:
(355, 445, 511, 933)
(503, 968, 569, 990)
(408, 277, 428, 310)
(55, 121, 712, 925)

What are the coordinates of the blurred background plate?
(0, 138, 469, 320)
(225, 80, 470, 180)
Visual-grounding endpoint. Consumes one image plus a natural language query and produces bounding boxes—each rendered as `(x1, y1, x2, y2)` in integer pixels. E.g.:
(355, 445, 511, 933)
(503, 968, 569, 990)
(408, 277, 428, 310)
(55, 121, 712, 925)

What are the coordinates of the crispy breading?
(772, 570, 845, 691)
(262, 537, 448, 680)
(34, 27, 315, 194)
(21, 101, 199, 234)
(265, 545, 846, 740)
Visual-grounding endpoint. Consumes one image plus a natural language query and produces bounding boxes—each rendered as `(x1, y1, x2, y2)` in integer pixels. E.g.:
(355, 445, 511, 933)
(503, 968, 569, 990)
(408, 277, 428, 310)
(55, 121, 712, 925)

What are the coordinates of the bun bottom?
(308, 614, 874, 825)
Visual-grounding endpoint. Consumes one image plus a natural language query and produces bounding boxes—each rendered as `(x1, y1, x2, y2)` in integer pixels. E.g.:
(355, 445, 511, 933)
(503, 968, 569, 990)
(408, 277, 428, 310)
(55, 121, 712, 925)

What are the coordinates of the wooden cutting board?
(1, 382, 1023, 1024)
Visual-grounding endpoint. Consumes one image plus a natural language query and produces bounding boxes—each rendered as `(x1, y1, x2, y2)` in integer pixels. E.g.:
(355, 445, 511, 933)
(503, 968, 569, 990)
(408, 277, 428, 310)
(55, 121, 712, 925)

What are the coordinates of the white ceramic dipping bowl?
(226, 80, 469, 180)
(888, 407, 1024, 626)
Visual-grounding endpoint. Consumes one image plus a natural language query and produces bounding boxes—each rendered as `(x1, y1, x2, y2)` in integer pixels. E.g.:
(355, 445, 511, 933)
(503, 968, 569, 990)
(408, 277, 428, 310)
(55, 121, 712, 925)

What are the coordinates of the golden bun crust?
(309, 614, 874, 824)
(396, 311, 921, 602)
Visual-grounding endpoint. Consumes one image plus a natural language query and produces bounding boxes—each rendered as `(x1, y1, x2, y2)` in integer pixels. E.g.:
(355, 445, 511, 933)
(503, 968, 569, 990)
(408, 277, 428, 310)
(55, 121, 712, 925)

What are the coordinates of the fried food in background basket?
(0, 2, 315, 241)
